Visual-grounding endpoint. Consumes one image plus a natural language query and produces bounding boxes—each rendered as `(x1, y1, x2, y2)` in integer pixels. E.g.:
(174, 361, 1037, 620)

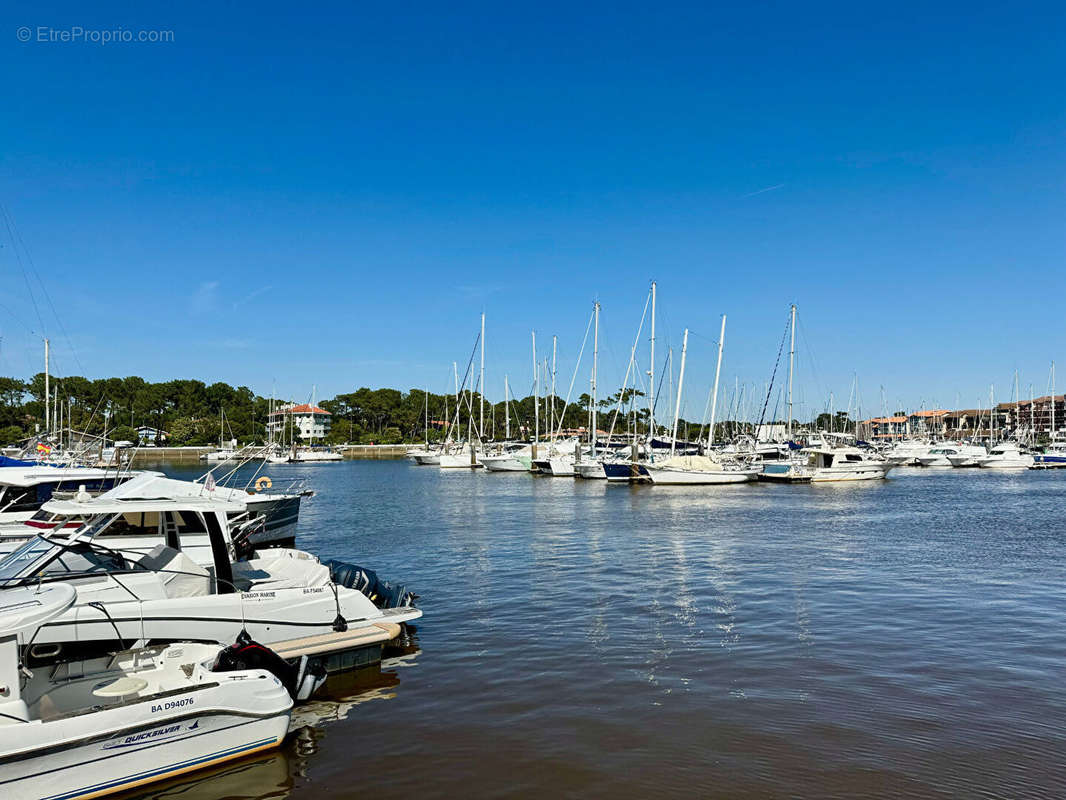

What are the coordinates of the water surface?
(126, 462, 1066, 799)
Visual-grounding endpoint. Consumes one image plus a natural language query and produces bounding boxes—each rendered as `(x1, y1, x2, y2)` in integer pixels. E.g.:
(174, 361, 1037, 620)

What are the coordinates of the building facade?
(267, 403, 332, 441)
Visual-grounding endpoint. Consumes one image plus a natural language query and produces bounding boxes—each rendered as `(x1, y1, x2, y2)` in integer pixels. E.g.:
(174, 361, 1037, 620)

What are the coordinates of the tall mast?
(424, 387, 429, 448)
(669, 328, 689, 458)
(648, 281, 656, 440)
(1053, 361, 1057, 440)
(453, 362, 459, 445)
(550, 335, 557, 439)
(479, 313, 485, 444)
(787, 304, 796, 439)
(709, 314, 726, 447)
(591, 302, 599, 456)
(43, 338, 50, 434)
(504, 375, 511, 441)
(532, 332, 539, 448)
(990, 384, 995, 443)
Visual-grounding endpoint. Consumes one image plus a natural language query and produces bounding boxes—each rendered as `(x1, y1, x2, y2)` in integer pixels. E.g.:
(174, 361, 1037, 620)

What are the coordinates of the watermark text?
(17, 26, 174, 44)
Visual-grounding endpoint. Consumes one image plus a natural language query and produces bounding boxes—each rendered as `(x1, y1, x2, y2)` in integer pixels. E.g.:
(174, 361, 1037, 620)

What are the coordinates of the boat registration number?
(153, 697, 194, 713)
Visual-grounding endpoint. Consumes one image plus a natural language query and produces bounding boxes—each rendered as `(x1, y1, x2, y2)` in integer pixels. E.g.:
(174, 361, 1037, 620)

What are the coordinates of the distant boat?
(917, 443, 986, 467)
(761, 436, 892, 482)
(1033, 441, 1066, 468)
(976, 442, 1034, 469)
(884, 439, 935, 466)
(645, 454, 759, 485)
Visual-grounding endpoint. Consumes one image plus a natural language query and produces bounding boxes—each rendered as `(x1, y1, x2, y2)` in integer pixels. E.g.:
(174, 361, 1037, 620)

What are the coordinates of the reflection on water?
(136, 461, 1066, 799)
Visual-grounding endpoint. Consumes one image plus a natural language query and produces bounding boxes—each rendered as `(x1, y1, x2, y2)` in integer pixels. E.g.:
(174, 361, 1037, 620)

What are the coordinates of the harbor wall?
(340, 445, 409, 459)
(127, 445, 409, 464)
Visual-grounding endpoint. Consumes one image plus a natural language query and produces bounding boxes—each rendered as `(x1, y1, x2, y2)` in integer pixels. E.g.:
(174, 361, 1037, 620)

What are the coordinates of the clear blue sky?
(2, 1, 1064, 423)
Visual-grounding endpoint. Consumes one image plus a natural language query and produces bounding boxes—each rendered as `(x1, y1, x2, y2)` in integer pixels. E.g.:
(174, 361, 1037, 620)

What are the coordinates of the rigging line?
(551, 307, 595, 441)
(3, 204, 86, 373)
(756, 310, 791, 431)
(605, 289, 651, 441)
(0, 204, 46, 335)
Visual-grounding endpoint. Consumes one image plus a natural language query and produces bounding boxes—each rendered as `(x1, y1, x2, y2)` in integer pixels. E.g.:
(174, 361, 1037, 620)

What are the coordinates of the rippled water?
(123, 461, 1066, 799)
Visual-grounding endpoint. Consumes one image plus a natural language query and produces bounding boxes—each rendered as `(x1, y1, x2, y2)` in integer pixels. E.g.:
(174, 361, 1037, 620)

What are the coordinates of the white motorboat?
(884, 439, 935, 466)
(1033, 442, 1066, 468)
(644, 455, 759, 485)
(976, 442, 1034, 469)
(286, 448, 343, 463)
(481, 443, 535, 472)
(0, 583, 298, 800)
(409, 449, 443, 465)
(0, 465, 147, 528)
(763, 438, 892, 482)
(0, 483, 421, 669)
(199, 448, 238, 463)
(574, 459, 607, 479)
(1, 473, 306, 554)
(917, 443, 986, 467)
(438, 447, 484, 469)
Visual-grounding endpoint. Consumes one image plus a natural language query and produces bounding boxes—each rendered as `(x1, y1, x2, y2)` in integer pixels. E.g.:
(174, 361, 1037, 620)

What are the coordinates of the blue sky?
(2, 1, 1064, 423)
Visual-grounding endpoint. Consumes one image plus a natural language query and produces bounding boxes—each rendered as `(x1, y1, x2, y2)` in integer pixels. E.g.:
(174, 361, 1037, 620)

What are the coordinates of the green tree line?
(0, 373, 809, 448)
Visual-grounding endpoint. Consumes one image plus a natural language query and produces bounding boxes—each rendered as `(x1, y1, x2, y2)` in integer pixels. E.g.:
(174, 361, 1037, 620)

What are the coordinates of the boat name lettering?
(103, 723, 182, 749)
(245, 591, 276, 599)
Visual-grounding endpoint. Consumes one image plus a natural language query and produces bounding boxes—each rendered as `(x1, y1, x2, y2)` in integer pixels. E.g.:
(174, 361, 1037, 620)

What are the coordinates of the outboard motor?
(325, 560, 416, 609)
(212, 631, 326, 701)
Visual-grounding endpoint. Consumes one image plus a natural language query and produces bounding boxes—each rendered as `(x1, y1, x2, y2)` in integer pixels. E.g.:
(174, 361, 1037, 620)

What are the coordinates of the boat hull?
(1, 665, 291, 800)
(574, 462, 607, 479)
(645, 467, 758, 485)
(481, 455, 531, 472)
(438, 453, 483, 469)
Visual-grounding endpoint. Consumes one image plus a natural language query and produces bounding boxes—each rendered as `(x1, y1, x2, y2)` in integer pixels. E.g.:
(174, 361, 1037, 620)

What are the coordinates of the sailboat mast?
(649, 281, 656, 441)
(1053, 361, 1057, 440)
(44, 338, 50, 434)
(787, 304, 796, 439)
(550, 335, 557, 439)
(504, 375, 510, 441)
(480, 313, 485, 444)
(424, 387, 429, 447)
(669, 329, 689, 458)
(708, 314, 726, 447)
(990, 384, 995, 444)
(532, 332, 539, 449)
(591, 302, 599, 456)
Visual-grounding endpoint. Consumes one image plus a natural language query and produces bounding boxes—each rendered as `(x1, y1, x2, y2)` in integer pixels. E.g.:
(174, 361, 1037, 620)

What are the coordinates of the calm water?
(124, 462, 1066, 799)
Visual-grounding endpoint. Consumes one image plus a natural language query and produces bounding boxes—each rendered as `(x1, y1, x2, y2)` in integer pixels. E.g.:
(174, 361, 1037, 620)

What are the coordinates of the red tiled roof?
(270, 403, 331, 416)
(912, 410, 949, 417)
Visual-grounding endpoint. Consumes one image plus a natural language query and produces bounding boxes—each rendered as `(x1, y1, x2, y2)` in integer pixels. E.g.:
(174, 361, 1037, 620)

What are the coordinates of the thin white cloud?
(743, 183, 786, 197)
(232, 284, 274, 309)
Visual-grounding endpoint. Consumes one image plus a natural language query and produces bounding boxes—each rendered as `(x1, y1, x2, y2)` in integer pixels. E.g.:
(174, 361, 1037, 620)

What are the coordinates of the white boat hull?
(411, 452, 442, 465)
(574, 461, 607, 479)
(481, 455, 531, 472)
(809, 465, 892, 482)
(978, 457, 1034, 469)
(645, 467, 758, 485)
(1, 644, 292, 800)
(533, 458, 575, 477)
(438, 453, 483, 469)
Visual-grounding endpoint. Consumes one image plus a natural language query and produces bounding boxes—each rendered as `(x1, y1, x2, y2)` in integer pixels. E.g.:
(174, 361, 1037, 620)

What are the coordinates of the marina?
(4, 4, 1065, 797)
(66, 458, 1066, 800)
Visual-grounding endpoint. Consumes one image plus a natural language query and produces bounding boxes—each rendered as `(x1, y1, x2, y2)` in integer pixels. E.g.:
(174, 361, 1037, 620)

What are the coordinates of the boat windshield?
(0, 519, 131, 585)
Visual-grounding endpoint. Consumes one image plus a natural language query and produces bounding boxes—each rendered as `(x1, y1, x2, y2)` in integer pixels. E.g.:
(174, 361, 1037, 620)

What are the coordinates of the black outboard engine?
(326, 560, 416, 609)
(212, 631, 325, 700)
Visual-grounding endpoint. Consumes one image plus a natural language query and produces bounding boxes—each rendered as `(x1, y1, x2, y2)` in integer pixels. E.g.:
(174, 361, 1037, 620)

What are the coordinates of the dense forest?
(0, 374, 813, 448)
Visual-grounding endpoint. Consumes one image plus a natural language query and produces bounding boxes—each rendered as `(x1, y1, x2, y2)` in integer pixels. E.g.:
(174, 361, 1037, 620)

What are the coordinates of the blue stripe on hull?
(42, 737, 279, 800)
